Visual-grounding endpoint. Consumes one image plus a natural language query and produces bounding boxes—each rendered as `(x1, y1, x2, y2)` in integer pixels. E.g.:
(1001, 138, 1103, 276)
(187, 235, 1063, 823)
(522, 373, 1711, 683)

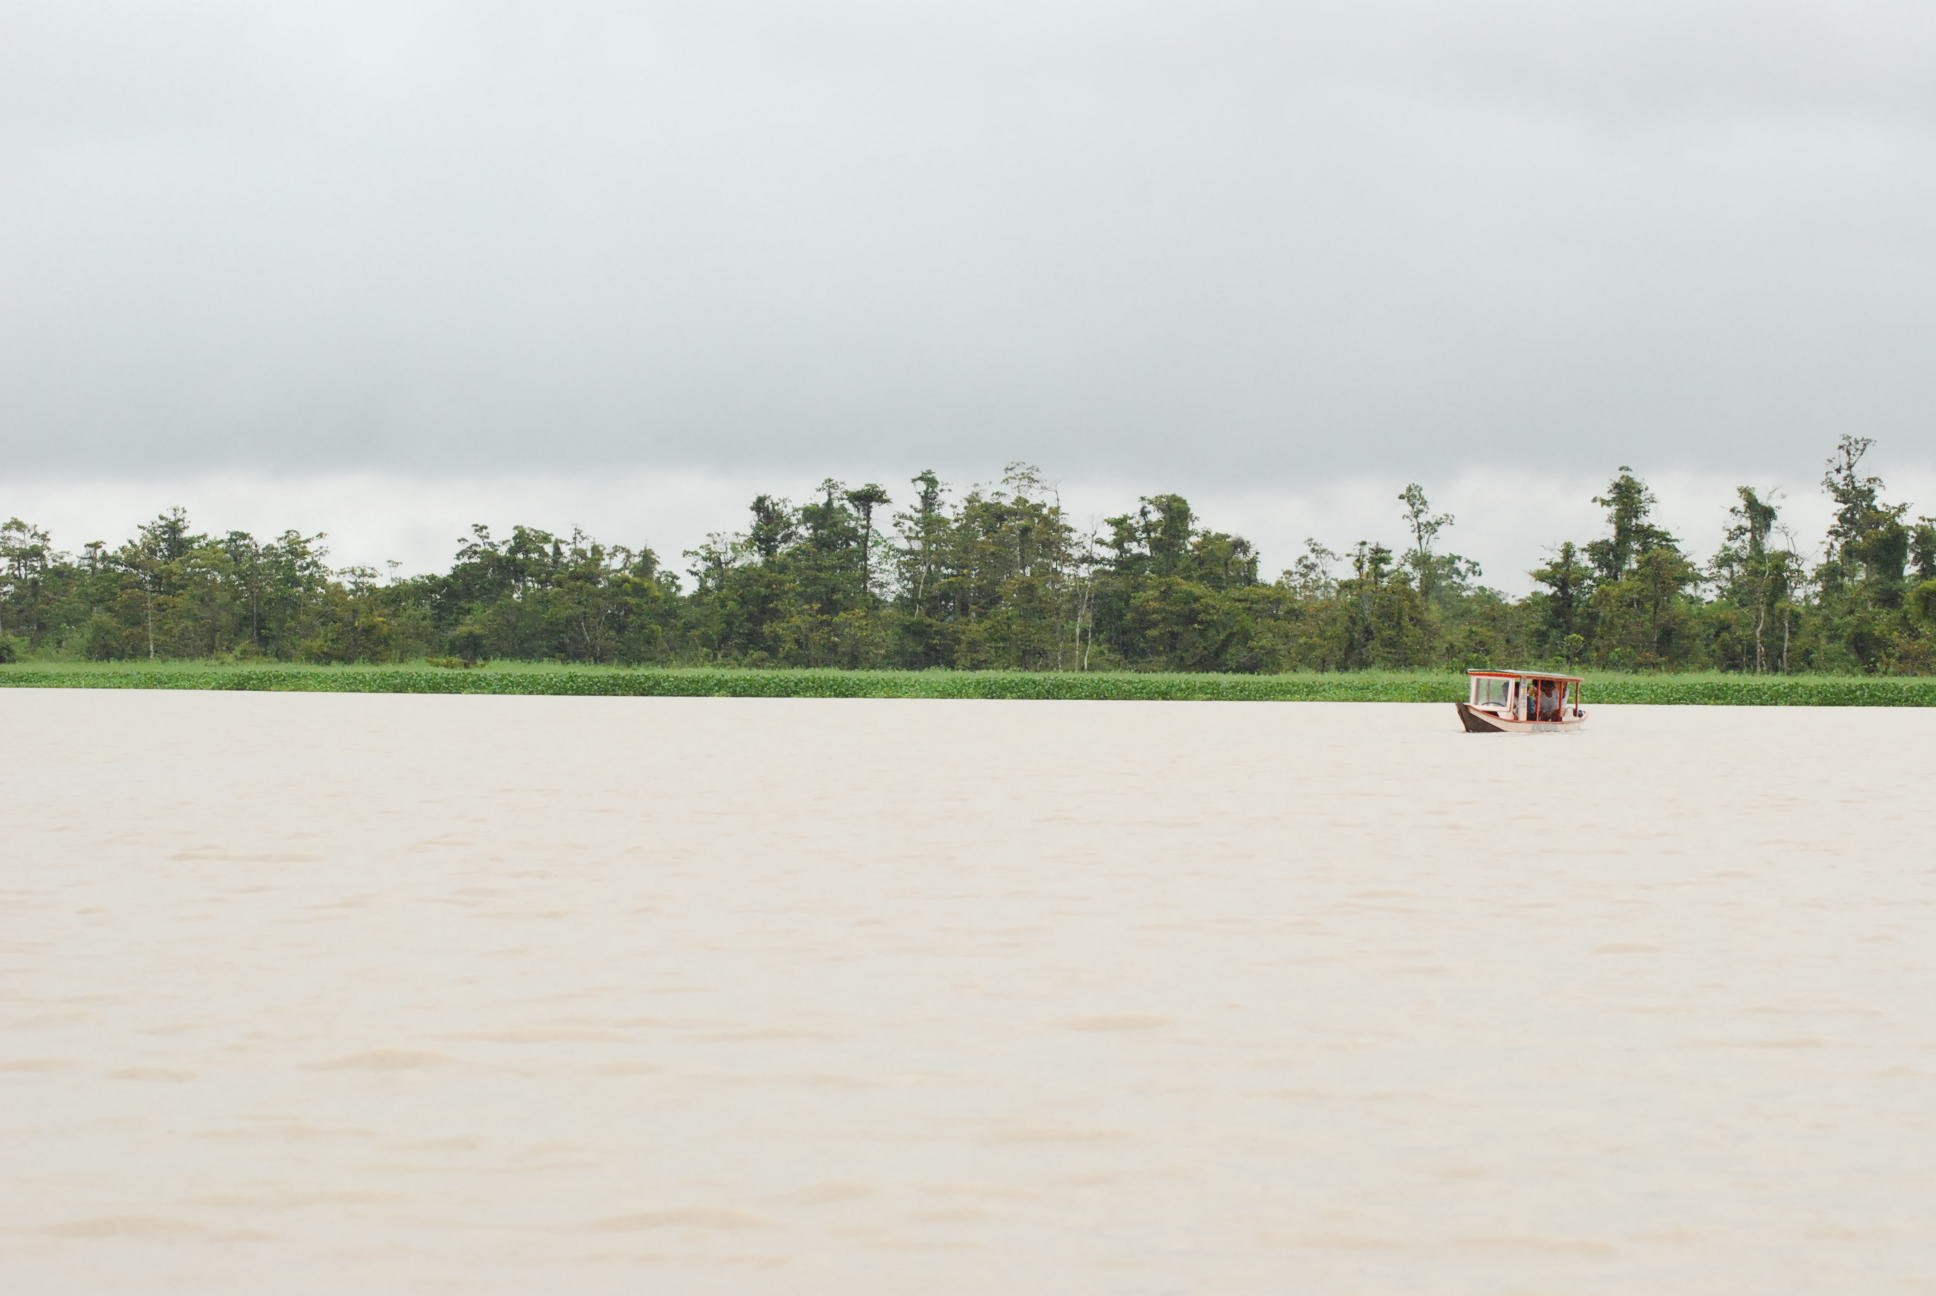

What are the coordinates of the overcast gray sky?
(5, 1, 1932, 587)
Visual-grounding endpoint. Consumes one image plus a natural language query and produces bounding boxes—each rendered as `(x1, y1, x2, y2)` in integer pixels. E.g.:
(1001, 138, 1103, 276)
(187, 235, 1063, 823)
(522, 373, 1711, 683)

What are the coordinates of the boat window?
(1474, 676, 1511, 708)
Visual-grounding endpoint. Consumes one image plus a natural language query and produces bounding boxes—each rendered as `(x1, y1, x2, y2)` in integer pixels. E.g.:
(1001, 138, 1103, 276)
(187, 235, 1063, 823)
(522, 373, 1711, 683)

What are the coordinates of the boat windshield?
(1473, 676, 1512, 708)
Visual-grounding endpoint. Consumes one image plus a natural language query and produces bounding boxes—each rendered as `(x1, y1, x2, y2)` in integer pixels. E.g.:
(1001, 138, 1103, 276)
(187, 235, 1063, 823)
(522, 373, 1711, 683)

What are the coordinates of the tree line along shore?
(3, 436, 1932, 678)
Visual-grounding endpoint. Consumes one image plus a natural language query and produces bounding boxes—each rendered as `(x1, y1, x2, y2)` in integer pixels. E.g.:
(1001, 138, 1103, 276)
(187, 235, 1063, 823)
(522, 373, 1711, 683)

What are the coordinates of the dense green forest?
(4, 436, 1933, 674)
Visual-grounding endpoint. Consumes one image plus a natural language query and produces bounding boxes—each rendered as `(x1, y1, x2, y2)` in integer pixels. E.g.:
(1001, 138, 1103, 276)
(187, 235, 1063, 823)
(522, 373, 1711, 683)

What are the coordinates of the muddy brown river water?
(3, 691, 1933, 1293)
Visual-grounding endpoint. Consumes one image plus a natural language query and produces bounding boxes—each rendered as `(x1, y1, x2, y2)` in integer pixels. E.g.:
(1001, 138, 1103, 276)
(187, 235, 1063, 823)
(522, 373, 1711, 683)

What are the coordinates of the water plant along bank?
(4, 662, 1932, 706)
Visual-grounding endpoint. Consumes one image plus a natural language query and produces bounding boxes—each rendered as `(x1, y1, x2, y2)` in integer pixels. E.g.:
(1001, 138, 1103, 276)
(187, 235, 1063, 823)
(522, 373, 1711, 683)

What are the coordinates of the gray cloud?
(4, 1, 1933, 494)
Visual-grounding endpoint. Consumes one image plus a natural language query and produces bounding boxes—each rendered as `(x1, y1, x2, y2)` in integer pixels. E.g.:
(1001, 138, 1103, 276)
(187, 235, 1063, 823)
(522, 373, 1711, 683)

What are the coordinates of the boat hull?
(1455, 702, 1585, 733)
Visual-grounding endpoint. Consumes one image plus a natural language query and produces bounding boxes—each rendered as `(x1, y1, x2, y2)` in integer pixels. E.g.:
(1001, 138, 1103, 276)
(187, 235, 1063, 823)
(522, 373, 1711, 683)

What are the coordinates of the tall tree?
(0, 518, 54, 643)
(1586, 467, 1674, 581)
(890, 470, 954, 666)
(1398, 483, 1453, 602)
(1814, 436, 1911, 669)
(1820, 435, 1909, 599)
(1711, 487, 1799, 673)
(843, 483, 891, 600)
(1529, 541, 1590, 661)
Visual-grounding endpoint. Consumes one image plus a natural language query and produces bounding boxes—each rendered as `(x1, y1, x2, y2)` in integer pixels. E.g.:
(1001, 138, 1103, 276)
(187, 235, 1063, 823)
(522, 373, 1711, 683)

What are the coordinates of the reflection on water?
(3, 692, 1934, 1293)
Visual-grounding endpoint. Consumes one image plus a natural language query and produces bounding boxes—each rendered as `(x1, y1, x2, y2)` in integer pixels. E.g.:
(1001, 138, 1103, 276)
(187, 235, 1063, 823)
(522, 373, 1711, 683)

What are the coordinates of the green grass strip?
(4, 661, 1935, 705)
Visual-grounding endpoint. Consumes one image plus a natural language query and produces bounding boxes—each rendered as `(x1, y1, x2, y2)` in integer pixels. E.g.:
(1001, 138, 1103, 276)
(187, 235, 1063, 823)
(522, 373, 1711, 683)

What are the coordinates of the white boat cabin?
(1457, 669, 1586, 732)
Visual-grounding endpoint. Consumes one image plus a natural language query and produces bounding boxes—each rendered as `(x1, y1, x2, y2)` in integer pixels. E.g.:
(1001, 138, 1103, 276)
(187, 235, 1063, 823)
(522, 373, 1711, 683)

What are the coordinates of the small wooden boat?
(1456, 669, 1586, 733)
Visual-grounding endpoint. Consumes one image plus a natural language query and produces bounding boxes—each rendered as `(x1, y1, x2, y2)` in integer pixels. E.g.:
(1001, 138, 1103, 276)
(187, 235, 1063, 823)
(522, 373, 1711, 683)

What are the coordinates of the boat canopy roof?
(1466, 668, 1584, 683)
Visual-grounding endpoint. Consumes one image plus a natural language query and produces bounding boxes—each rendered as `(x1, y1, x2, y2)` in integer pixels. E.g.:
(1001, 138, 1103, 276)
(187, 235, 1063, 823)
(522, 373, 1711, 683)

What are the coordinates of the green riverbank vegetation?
(4, 662, 1933, 706)
(4, 437, 1934, 677)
